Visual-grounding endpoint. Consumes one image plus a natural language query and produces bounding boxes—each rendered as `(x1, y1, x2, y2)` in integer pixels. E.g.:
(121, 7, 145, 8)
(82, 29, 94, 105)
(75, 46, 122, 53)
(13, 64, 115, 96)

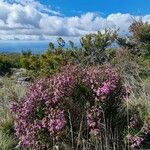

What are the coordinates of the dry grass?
(0, 77, 27, 150)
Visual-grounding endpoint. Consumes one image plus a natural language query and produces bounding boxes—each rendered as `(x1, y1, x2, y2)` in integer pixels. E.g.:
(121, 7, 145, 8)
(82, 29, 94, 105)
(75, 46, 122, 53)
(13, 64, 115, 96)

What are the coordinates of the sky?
(0, 0, 150, 41)
(40, 0, 150, 17)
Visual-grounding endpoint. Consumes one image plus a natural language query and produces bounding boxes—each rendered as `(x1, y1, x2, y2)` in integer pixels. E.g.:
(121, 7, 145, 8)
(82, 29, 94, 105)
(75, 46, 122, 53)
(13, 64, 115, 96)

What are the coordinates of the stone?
(16, 76, 32, 86)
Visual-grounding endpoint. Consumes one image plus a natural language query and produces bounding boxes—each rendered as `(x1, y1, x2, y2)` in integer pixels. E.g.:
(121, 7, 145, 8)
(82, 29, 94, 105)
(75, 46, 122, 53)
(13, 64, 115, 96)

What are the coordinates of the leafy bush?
(11, 65, 127, 149)
(19, 46, 80, 77)
(0, 53, 21, 75)
(80, 30, 117, 65)
(39, 52, 63, 76)
(138, 56, 150, 79)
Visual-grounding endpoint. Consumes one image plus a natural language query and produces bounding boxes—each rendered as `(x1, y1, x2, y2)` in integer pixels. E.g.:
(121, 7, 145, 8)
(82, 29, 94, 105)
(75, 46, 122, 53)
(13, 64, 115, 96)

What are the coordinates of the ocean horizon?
(0, 41, 51, 54)
(0, 40, 81, 54)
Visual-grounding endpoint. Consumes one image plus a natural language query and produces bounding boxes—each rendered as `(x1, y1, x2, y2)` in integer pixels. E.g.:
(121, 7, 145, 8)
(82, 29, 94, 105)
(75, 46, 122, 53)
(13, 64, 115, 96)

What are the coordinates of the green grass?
(0, 131, 15, 150)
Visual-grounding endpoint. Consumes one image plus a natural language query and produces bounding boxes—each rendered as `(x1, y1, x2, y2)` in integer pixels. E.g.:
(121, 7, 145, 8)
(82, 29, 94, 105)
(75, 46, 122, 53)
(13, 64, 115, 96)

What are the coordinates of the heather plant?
(11, 65, 127, 149)
(127, 106, 150, 149)
(126, 79, 150, 149)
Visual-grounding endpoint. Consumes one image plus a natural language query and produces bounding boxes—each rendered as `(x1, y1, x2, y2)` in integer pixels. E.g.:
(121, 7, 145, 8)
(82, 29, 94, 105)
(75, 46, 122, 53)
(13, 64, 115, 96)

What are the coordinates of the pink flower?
(100, 82, 111, 95)
(128, 135, 144, 148)
(11, 65, 125, 149)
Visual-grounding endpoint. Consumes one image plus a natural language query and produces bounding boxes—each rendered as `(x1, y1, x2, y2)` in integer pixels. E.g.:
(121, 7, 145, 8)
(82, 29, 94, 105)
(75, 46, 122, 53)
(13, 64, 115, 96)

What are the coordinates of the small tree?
(80, 29, 117, 65)
(129, 20, 150, 56)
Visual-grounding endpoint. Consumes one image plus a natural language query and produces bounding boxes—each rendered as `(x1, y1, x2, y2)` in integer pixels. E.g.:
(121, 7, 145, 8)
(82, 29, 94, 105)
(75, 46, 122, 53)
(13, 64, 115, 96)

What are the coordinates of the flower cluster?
(11, 65, 125, 149)
(86, 106, 103, 136)
(11, 66, 79, 149)
(141, 117, 150, 135)
(128, 135, 144, 149)
(129, 115, 138, 129)
(42, 108, 66, 134)
(83, 67, 122, 102)
(128, 115, 150, 149)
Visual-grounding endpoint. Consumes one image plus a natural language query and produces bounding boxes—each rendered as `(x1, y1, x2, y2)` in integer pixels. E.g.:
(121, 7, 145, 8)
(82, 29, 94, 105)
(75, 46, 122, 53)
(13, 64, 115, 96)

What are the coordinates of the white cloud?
(0, 0, 150, 40)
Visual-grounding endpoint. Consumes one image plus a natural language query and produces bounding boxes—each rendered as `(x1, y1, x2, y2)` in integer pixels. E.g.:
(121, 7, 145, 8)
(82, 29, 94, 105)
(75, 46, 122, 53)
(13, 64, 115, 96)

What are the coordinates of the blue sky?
(40, 0, 150, 16)
(0, 0, 150, 41)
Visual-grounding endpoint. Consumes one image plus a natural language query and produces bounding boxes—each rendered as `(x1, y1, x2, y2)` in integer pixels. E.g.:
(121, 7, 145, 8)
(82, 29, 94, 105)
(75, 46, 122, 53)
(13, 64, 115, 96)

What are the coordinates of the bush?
(126, 79, 150, 149)
(0, 53, 21, 75)
(11, 65, 127, 149)
(80, 30, 117, 65)
(39, 53, 63, 76)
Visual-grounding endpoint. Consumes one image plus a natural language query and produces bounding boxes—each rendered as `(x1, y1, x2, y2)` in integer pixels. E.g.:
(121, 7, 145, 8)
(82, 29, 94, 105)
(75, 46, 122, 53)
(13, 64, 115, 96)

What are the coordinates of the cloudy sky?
(0, 0, 150, 41)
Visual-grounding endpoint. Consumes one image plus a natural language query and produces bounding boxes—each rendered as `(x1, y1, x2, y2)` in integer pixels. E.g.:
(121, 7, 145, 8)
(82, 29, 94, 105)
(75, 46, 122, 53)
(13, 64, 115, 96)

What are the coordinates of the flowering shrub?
(126, 102, 150, 149)
(128, 135, 144, 149)
(11, 65, 126, 149)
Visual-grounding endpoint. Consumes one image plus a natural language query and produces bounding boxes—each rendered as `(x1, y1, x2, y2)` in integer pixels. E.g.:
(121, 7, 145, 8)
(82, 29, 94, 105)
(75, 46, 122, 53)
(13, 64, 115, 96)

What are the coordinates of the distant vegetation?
(0, 20, 150, 79)
(0, 20, 150, 150)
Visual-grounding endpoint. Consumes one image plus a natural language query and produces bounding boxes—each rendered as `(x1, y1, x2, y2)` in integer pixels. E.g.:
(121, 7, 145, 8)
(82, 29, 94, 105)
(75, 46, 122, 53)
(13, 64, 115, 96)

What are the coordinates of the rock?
(16, 76, 32, 86)
(11, 68, 27, 78)
(17, 76, 32, 82)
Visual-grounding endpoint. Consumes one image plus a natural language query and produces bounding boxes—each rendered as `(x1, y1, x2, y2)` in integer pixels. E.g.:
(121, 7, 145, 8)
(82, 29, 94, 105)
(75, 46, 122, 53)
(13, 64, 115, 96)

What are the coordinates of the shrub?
(39, 53, 63, 76)
(129, 20, 150, 57)
(127, 80, 150, 149)
(11, 65, 126, 149)
(80, 30, 117, 65)
(0, 53, 21, 75)
(0, 56, 13, 75)
(127, 106, 150, 149)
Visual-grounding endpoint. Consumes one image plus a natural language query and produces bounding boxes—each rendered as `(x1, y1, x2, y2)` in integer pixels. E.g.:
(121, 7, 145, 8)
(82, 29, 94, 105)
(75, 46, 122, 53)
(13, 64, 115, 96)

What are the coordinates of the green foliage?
(0, 21, 150, 79)
(40, 52, 63, 76)
(0, 76, 27, 150)
(20, 50, 33, 70)
(0, 105, 16, 149)
(0, 53, 20, 75)
(48, 42, 55, 50)
(0, 132, 15, 150)
(127, 20, 150, 56)
(68, 40, 74, 49)
(57, 37, 65, 48)
(137, 56, 150, 79)
(17, 40, 81, 77)
(80, 29, 117, 65)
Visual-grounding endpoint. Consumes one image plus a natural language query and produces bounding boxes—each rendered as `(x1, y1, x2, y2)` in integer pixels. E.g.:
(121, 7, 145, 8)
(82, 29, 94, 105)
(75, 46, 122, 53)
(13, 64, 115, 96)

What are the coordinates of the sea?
(0, 41, 51, 54)
(0, 40, 81, 54)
